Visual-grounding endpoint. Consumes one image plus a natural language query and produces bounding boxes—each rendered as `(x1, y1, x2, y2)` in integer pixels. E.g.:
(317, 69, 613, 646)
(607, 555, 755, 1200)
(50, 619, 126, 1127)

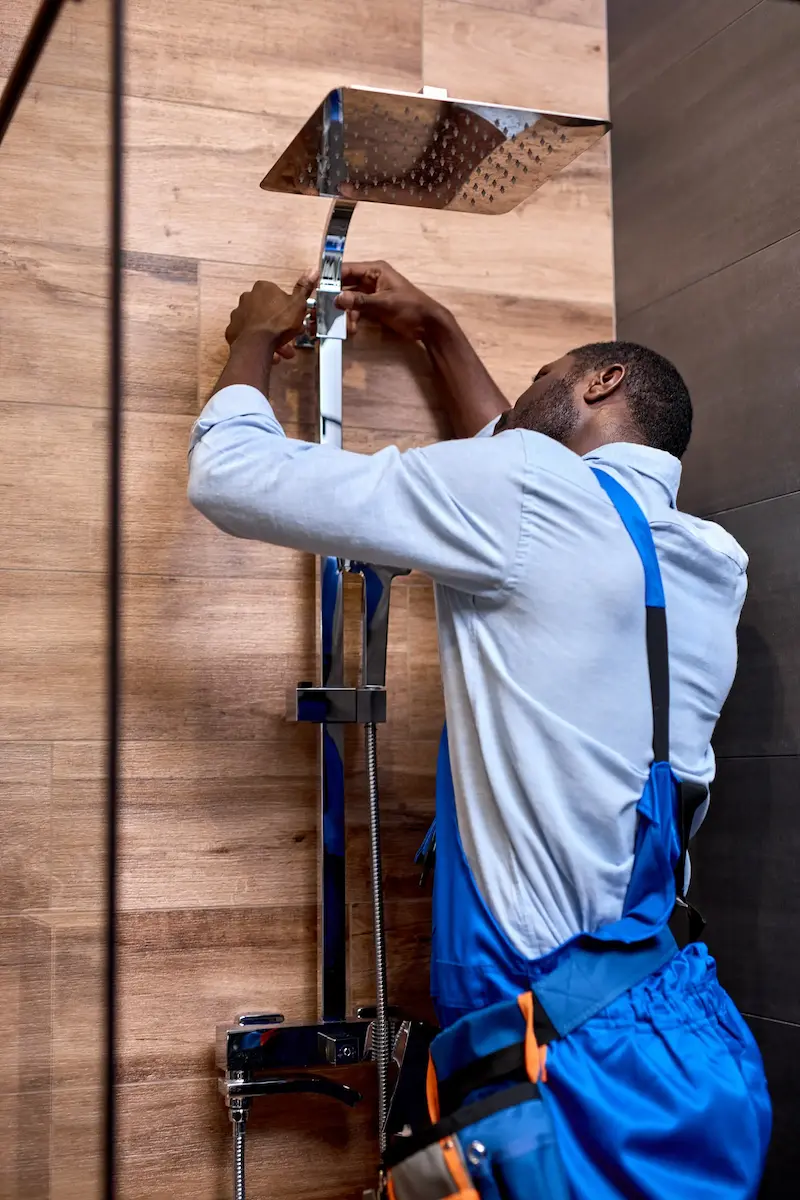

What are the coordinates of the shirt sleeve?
(187, 384, 526, 596)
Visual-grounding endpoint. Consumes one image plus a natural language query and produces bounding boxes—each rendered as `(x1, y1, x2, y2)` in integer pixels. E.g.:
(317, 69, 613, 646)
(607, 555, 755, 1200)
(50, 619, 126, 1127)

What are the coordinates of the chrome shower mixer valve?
(214, 83, 608, 1200)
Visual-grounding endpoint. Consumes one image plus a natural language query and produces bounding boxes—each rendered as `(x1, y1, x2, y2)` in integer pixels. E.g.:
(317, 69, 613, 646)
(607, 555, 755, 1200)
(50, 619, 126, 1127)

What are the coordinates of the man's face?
(495, 353, 583, 444)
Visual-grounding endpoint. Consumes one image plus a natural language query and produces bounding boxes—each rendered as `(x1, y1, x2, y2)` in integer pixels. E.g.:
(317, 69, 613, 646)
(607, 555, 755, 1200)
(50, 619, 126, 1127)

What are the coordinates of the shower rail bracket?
(288, 683, 387, 724)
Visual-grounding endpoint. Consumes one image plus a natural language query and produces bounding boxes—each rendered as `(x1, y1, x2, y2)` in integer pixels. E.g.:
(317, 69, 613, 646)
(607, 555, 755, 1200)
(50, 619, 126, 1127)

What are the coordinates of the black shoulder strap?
(591, 469, 706, 941)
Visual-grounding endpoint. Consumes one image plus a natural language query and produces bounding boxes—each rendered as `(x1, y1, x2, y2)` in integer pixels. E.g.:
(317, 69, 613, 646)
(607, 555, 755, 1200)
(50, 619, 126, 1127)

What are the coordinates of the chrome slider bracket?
(288, 683, 387, 724)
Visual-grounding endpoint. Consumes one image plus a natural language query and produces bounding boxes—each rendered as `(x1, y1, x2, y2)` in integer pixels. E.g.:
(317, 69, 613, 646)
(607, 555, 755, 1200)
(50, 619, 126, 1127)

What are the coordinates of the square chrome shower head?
(262, 86, 609, 215)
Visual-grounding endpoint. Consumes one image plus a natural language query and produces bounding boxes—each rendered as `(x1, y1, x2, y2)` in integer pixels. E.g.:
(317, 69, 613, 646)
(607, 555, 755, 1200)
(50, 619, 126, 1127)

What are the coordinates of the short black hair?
(570, 340, 693, 458)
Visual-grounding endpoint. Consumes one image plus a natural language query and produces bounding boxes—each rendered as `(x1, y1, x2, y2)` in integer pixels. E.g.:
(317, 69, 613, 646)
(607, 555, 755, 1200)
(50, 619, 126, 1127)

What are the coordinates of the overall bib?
(386, 471, 771, 1200)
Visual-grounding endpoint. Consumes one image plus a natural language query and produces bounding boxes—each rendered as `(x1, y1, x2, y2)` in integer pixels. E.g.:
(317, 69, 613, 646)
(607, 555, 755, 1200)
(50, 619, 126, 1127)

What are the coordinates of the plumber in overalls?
(188, 263, 771, 1198)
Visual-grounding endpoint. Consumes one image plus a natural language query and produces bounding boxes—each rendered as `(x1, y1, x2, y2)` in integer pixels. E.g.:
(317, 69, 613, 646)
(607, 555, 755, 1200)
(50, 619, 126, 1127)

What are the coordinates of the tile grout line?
(705, 486, 800, 523)
(743, 1011, 800, 1031)
(618, 223, 800, 328)
(449, 0, 605, 31)
(610, 0, 764, 111)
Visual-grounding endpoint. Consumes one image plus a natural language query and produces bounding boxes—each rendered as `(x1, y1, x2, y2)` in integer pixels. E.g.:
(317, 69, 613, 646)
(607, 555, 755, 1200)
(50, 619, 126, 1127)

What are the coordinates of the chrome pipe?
(315, 185, 356, 1023)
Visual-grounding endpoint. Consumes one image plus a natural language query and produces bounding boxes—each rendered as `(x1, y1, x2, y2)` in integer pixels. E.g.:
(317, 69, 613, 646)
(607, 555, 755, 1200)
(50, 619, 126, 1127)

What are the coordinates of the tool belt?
(383, 991, 565, 1200)
(382, 923, 686, 1200)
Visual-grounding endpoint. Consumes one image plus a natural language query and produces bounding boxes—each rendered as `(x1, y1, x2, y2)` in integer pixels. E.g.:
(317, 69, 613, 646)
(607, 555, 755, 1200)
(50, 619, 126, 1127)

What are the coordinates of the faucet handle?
(225, 1073, 362, 1108)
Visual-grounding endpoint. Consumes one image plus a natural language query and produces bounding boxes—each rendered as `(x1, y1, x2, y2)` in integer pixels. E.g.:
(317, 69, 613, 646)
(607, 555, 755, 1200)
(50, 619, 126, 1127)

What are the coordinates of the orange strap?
(517, 992, 548, 1084)
(426, 1050, 441, 1123)
(441, 1138, 481, 1200)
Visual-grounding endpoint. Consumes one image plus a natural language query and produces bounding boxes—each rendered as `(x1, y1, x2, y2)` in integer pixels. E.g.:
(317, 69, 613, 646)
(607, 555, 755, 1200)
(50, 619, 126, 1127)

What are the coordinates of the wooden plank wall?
(0, 1, 611, 1196)
(607, 1, 800, 1193)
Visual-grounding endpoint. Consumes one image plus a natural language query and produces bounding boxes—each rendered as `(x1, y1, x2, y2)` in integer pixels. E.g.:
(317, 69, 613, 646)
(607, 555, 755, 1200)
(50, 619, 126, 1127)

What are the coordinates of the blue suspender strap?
(591, 468, 670, 764)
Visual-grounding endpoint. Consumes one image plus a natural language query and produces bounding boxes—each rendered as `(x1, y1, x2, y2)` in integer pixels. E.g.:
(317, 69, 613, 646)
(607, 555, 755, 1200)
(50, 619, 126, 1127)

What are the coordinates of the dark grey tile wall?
(746, 1017, 800, 1196)
(613, 1, 800, 317)
(608, 0, 761, 105)
(620, 231, 800, 516)
(609, 1, 800, 1191)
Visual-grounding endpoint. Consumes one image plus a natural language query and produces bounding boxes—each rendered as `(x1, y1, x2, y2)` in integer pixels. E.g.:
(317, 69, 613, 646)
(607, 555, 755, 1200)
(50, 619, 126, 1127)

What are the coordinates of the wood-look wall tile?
(124, 410, 317, 578)
(745, 1015, 800, 1196)
(199, 261, 442, 443)
(0, 2, 43, 74)
(44, 913, 106, 1091)
(199, 268, 611, 442)
(0, 0, 108, 90)
(116, 906, 316, 1082)
(0, 86, 108, 249)
(50, 774, 106, 911)
(7, 0, 422, 119)
(424, 0, 607, 116)
(0, 745, 50, 912)
(0, 403, 106, 573)
(348, 139, 612, 307)
(7, 915, 53, 1094)
(340, 293, 609, 439)
(619, 229, 800, 516)
(0, 918, 24, 1090)
(346, 736, 438, 904)
(118, 773, 317, 911)
(612, 1, 800, 317)
(0, 1090, 51, 1199)
(124, 252, 199, 415)
(52, 736, 320, 910)
(692, 756, 800, 1023)
(0, 241, 107, 409)
(451, 0, 605, 26)
(117, 1071, 379, 1200)
(0, 243, 197, 416)
(126, 96, 330, 267)
(133, 129, 609, 302)
(51, 1087, 104, 1200)
(122, 574, 315, 740)
(408, 585, 444, 737)
(712, 494, 800, 757)
(126, 0, 422, 118)
(443, 288, 612, 407)
(0, 572, 105, 741)
(608, 0, 760, 106)
(350, 899, 434, 1022)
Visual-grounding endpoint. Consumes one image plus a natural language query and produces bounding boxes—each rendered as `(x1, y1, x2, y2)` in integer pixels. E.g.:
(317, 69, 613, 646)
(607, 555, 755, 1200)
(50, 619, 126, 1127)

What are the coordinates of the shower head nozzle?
(261, 86, 609, 216)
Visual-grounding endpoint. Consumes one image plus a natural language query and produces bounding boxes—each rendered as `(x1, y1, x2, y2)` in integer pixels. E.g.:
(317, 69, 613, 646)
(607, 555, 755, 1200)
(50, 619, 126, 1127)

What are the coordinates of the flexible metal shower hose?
(233, 1121, 245, 1200)
(365, 721, 389, 1153)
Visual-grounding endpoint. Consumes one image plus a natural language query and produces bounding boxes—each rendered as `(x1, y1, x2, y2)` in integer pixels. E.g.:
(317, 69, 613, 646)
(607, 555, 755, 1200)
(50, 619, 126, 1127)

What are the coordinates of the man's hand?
(335, 261, 444, 341)
(210, 271, 317, 400)
(335, 262, 509, 438)
(226, 273, 318, 363)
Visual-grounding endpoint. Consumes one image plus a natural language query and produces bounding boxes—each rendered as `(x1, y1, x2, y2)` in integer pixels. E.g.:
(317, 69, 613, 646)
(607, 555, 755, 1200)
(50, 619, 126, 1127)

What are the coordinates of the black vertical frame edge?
(0, 0, 73, 146)
(106, 0, 124, 1195)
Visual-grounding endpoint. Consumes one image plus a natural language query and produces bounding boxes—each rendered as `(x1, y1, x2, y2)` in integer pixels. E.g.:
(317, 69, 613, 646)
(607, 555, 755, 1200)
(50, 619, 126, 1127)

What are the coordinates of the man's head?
(496, 341, 692, 459)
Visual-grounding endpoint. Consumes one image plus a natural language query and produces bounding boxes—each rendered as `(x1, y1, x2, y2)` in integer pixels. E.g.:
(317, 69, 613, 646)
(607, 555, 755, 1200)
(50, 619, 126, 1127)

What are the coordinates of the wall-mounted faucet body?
(215, 84, 609, 1200)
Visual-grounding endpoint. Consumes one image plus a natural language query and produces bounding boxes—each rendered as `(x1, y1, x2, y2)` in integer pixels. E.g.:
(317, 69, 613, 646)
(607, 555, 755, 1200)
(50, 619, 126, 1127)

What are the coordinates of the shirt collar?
(582, 442, 682, 509)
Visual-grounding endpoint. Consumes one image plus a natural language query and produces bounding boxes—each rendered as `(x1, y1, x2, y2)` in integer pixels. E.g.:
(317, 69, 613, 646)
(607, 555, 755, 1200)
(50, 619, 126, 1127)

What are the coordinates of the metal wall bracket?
(288, 683, 387, 724)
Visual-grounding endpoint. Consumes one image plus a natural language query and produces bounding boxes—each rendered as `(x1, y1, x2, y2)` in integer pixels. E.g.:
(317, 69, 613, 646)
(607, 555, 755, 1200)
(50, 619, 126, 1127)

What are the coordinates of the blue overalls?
(386, 470, 771, 1200)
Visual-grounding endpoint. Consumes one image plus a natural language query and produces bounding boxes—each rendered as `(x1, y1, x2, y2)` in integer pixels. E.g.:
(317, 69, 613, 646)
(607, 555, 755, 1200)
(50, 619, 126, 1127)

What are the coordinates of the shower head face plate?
(262, 87, 609, 216)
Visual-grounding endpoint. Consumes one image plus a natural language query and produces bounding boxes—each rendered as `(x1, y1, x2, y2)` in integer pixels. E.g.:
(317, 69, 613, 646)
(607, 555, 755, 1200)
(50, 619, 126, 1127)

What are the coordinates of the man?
(188, 262, 771, 1198)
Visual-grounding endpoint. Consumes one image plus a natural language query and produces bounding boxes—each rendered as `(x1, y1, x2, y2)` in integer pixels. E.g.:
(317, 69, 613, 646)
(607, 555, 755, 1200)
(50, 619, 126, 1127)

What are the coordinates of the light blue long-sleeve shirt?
(188, 384, 747, 958)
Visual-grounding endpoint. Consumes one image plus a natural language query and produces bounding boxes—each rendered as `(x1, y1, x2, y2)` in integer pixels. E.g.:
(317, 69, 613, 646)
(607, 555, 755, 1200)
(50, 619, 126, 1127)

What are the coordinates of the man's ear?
(584, 363, 626, 405)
